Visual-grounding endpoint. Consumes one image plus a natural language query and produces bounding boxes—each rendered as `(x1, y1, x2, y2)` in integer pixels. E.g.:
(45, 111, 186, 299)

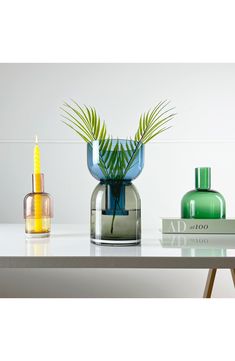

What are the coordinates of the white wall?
(0, 63, 235, 297)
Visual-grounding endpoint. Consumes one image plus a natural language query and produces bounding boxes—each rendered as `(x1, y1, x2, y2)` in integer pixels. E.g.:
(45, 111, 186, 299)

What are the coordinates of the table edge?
(0, 256, 235, 269)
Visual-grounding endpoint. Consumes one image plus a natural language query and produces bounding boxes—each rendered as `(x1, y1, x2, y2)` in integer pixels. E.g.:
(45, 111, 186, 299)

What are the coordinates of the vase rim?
(87, 139, 144, 145)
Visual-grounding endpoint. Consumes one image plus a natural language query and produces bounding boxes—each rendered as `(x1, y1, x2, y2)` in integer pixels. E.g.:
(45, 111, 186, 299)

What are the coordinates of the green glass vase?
(181, 167, 226, 219)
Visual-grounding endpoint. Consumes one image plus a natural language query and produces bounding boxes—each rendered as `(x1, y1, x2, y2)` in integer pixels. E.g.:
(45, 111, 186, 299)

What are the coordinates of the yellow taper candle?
(34, 135, 41, 176)
(34, 135, 42, 232)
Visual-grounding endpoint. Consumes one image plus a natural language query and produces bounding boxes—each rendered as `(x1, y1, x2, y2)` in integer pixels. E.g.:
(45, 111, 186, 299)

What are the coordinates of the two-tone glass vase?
(87, 139, 144, 245)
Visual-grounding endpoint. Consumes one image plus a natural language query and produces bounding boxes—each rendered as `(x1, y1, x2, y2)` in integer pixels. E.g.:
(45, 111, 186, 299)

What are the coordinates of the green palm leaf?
(61, 100, 107, 142)
(134, 100, 176, 144)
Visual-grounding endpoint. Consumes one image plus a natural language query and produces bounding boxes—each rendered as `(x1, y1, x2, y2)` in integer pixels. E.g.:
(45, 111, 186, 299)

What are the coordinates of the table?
(0, 224, 235, 297)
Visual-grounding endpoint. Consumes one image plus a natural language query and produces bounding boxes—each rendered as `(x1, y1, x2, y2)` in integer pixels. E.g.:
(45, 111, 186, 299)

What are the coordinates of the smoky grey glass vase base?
(90, 182, 141, 246)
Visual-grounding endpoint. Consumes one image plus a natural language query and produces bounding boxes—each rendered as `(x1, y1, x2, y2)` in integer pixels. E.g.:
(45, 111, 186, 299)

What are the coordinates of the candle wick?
(35, 135, 38, 144)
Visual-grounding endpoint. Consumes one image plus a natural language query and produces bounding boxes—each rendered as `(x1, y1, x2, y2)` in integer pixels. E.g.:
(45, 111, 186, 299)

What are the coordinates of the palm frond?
(134, 100, 176, 144)
(61, 100, 107, 142)
(61, 99, 175, 180)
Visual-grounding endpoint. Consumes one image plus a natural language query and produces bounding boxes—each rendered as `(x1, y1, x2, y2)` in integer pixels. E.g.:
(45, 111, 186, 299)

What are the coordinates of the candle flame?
(35, 135, 38, 144)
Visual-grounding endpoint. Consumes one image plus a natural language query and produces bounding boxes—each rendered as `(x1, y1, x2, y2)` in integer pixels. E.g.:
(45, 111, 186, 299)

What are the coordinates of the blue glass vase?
(87, 139, 144, 245)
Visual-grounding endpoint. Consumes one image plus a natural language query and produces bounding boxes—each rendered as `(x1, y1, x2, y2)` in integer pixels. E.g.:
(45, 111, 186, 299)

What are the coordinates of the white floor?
(0, 269, 234, 297)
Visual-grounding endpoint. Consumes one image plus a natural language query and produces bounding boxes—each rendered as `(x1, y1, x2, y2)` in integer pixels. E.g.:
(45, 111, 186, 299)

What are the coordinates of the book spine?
(162, 219, 235, 234)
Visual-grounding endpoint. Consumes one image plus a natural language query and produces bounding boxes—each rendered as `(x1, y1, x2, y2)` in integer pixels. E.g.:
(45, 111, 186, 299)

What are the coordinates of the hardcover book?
(162, 218, 235, 234)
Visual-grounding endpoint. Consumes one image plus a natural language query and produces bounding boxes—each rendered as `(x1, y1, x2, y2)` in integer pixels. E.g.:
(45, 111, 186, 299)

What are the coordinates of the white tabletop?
(0, 224, 235, 268)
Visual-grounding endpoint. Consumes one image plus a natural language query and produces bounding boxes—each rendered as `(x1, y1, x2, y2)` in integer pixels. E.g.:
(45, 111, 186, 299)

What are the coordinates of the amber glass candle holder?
(24, 174, 53, 237)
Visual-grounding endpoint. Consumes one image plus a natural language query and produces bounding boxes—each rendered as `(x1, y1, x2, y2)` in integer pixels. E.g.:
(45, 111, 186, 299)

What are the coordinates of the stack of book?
(162, 218, 235, 234)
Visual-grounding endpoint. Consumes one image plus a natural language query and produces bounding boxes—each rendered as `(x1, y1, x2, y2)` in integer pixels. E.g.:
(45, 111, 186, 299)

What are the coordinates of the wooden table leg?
(230, 269, 235, 287)
(203, 269, 217, 298)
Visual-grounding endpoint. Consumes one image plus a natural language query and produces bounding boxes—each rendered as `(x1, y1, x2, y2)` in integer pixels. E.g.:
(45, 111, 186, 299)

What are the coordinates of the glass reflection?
(160, 233, 234, 257)
(25, 237, 50, 256)
(90, 243, 142, 257)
